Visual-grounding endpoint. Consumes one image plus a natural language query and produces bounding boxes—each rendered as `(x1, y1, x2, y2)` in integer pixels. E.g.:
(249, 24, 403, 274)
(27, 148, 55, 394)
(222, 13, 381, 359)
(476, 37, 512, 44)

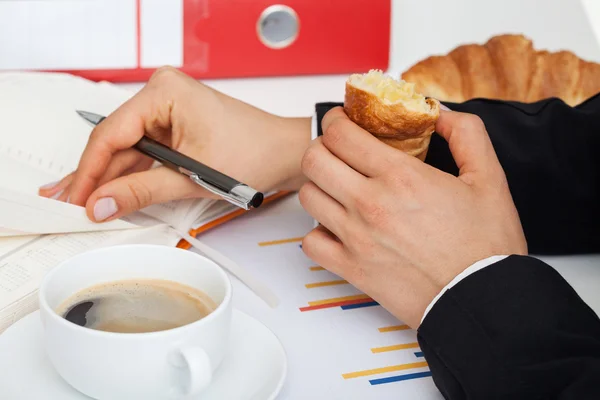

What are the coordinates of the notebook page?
(0, 73, 161, 235)
(0, 236, 38, 261)
(0, 188, 137, 237)
(0, 73, 202, 233)
(0, 138, 140, 237)
(138, 198, 204, 232)
(0, 154, 59, 197)
(0, 224, 180, 333)
(0, 72, 134, 177)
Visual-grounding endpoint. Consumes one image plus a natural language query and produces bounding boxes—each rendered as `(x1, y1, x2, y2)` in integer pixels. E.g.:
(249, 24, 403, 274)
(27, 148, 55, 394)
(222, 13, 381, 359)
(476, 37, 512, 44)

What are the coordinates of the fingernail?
(93, 197, 118, 221)
(51, 189, 64, 200)
(40, 180, 59, 190)
(66, 195, 70, 204)
(440, 104, 451, 111)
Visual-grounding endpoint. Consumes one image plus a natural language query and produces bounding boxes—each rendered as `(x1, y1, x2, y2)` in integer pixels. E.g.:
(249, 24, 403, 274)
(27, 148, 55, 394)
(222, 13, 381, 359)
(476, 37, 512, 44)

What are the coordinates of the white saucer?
(0, 309, 287, 400)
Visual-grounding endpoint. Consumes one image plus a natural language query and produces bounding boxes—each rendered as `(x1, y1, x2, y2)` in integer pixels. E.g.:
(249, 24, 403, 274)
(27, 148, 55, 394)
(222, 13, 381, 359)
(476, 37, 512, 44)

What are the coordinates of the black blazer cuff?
(315, 102, 343, 136)
(417, 255, 600, 398)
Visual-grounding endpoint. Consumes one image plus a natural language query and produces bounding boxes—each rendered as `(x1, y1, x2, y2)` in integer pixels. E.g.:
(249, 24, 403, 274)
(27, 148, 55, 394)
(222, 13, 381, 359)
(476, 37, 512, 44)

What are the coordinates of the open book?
(0, 72, 285, 332)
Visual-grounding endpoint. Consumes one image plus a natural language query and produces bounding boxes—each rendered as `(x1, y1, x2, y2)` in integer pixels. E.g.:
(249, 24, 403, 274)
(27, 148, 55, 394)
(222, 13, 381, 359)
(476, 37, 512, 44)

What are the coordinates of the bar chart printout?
(259, 236, 434, 388)
(198, 196, 445, 399)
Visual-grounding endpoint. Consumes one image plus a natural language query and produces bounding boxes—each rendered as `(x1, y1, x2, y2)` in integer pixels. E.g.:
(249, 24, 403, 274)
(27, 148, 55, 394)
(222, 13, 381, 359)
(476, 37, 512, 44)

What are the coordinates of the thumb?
(85, 167, 213, 222)
(434, 110, 503, 181)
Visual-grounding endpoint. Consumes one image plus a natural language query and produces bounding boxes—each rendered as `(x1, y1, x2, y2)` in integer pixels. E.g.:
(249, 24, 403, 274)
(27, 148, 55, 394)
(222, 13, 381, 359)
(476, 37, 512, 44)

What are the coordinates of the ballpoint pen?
(76, 110, 263, 210)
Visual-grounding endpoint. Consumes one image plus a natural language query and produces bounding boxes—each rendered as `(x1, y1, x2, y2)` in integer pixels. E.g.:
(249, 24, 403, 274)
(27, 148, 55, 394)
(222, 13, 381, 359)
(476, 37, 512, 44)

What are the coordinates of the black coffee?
(55, 279, 217, 333)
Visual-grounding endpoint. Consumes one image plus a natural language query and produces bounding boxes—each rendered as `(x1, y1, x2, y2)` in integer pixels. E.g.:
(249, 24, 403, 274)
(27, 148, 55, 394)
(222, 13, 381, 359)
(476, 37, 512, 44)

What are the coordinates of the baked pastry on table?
(400, 33, 600, 107)
(344, 70, 440, 161)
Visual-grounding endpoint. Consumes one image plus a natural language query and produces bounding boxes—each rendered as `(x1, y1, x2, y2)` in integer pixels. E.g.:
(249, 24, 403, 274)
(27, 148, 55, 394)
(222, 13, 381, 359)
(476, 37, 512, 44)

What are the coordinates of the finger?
(302, 225, 351, 275)
(57, 187, 70, 203)
(85, 167, 208, 222)
(96, 149, 150, 187)
(123, 157, 155, 176)
(435, 110, 503, 180)
(301, 138, 366, 207)
(321, 107, 416, 177)
(298, 182, 348, 240)
(38, 172, 74, 198)
(68, 84, 171, 207)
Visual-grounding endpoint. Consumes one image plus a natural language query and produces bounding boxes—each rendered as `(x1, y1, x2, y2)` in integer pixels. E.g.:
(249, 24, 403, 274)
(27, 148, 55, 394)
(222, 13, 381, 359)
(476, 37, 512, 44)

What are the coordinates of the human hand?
(39, 67, 310, 222)
(299, 107, 527, 328)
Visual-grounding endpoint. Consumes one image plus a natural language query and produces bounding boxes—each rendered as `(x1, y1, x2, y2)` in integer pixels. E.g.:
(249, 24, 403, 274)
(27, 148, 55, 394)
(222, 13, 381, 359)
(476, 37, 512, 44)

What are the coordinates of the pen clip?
(178, 168, 262, 210)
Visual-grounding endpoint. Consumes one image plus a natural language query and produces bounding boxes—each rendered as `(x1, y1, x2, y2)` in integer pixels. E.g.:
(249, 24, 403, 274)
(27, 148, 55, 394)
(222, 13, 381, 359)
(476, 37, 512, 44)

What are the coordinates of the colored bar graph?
(378, 325, 410, 332)
(309, 294, 371, 306)
(259, 232, 430, 389)
(305, 279, 349, 289)
(300, 297, 375, 312)
(369, 371, 432, 385)
(342, 361, 428, 379)
(258, 237, 304, 246)
(371, 342, 420, 353)
(299, 294, 378, 312)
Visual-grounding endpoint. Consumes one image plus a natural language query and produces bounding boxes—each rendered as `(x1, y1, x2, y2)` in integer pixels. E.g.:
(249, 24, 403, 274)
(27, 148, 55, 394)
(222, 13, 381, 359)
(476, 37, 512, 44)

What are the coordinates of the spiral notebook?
(0, 71, 286, 332)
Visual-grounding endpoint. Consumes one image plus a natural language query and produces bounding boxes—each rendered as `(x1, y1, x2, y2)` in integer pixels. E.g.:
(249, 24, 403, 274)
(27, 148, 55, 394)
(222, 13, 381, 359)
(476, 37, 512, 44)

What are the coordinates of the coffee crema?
(55, 279, 217, 333)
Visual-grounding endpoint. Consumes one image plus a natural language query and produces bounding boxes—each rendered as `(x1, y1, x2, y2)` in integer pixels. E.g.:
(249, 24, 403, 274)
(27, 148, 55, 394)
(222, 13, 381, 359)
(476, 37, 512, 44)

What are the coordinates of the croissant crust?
(401, 34, 600, 107)
(343, 72, 440, 161)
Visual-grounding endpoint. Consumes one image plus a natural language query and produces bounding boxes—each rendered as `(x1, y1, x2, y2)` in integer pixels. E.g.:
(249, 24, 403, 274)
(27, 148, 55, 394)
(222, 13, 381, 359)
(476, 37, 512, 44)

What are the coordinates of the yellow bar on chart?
(378, 325, 410, 332)
(258, 237, 304, 246)
(308, 294, 371, 306)
(371, 342, 420, 353)
(305, 279, 348, 289)
(342, 361, 429, 379)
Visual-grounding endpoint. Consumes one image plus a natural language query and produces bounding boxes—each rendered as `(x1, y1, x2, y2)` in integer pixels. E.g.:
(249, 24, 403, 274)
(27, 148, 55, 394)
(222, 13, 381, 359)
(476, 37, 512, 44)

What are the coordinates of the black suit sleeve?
(314, 95, 600, 255)
(417, 255, 600, 400)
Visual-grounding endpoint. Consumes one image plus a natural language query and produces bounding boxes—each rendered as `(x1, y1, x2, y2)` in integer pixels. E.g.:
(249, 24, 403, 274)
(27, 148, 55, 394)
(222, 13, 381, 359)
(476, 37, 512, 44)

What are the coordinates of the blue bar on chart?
(370, 371, 433, 385)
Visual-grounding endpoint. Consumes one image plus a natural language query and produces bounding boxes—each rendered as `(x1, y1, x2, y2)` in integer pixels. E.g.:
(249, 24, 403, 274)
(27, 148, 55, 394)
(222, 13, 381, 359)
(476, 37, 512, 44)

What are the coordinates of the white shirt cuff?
(311, 112, 318, 140)
(420, 255, 509, 324)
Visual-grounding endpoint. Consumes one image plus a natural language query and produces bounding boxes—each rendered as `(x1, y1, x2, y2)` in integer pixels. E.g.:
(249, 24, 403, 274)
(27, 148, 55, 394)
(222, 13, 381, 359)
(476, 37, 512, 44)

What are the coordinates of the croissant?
(400, 34, 600, 107)
(344, 70, 440, 161)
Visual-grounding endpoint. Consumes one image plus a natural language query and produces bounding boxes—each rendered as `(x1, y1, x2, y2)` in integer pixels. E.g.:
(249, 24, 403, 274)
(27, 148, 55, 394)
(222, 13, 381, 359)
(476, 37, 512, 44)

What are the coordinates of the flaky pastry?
(401, 34, 600, 107)
(344, 69, 440, 161)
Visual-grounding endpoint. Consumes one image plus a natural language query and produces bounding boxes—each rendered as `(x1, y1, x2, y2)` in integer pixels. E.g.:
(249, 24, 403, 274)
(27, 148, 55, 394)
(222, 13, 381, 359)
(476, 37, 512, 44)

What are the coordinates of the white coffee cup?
(38, 244, 233, 400)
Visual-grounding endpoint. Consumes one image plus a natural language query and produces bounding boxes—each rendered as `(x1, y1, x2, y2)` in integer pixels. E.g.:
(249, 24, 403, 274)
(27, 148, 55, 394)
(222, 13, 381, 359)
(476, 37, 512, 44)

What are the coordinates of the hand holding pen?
(76, 110, 264, 210)
(38, 67, 311, 222)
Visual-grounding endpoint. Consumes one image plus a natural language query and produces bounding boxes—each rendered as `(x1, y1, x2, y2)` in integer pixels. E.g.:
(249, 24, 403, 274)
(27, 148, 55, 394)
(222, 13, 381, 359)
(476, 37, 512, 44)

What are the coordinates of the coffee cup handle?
(179, 347, 212, 395)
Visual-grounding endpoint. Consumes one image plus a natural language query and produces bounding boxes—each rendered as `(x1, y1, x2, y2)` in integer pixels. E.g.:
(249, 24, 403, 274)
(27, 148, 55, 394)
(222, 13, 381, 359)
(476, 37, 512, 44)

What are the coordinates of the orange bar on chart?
(378, 325, 411, 332)
(342, 361, 429, 379)
(305, 279, 348, 289)
(371, 342, 420, 354)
